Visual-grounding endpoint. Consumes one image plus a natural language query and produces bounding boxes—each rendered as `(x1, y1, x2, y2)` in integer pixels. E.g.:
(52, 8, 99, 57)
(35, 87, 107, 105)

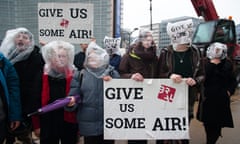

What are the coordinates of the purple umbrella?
(27, 95, 80, 117)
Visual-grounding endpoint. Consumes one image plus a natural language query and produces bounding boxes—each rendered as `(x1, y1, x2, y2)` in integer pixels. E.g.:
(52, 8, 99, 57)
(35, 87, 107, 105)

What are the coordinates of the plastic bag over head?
(138, 29, 153, 42)
(0, 27, 34, 63)
(206, 42, 227, 59)
(42, 40, 75, 76)
(138, 29, 155, 48)
(85, 41, 109, 69)
(167, 19, 193, 49)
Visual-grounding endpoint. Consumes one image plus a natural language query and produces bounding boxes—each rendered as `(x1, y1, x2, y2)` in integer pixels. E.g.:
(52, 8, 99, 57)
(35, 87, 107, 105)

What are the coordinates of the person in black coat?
(0, 27, 44, 144)
(74, 43, 88, 71)
(197, 42, 237, 144)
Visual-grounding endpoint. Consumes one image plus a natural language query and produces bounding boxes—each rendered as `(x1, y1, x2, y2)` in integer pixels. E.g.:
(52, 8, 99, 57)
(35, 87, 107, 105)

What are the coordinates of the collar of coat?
(129, 50, 141, 60)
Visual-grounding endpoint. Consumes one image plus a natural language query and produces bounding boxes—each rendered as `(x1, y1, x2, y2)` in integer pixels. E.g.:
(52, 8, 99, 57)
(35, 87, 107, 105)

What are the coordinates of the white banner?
(104, 79, 189, 140)
(38, 3, 93, 44)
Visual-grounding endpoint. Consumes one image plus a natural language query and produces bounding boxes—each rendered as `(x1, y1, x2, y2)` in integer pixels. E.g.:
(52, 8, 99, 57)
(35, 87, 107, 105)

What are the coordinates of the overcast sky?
(123, 0, 240, 30)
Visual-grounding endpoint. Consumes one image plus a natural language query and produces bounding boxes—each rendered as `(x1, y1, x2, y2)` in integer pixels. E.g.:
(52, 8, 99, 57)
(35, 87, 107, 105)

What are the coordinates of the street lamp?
(149, 0, 152, 30)
(128, 28, 139, 46)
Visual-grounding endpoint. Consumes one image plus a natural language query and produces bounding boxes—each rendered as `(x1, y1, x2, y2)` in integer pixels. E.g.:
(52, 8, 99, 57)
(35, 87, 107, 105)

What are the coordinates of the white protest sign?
(104, 79, 189, 140)
(103, 36, 121, 55)
(38, 3, 93, 44)
(166, 19, 193, 45)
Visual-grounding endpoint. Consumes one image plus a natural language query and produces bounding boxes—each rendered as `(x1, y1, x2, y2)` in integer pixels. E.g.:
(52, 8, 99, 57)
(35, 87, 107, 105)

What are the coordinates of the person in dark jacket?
(0, 27, 44, 144)
(119, 29, 158, 144)
(34, 40, 78, 144)
(119, 29, 158, 80)
(157, 19, 204, 144)
(197, 42, 237, 144)
(0, 53, 22, 143)
(74, 42, 88, 71)
(67, 41, 120, 144)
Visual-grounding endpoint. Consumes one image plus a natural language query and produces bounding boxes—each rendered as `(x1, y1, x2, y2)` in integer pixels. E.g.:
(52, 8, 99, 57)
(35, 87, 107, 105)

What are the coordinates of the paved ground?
(189, 88, 240, 144)
(17, 88, 240, 144)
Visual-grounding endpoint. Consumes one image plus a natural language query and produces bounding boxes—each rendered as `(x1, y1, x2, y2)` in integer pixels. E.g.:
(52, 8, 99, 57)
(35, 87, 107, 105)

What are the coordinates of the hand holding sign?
(104, 79, 189, 140)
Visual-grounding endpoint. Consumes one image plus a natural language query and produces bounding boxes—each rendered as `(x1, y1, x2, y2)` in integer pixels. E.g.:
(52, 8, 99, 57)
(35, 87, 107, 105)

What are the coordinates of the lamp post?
(128, 28, 139, 46)
(150, 0, 152, 30)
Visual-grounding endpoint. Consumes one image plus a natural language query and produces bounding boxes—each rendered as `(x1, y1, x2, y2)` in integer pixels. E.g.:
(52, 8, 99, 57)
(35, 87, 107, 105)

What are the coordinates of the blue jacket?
(0, 53, 22, 121)
(110, 54, 121, 72)
(68, 65, 120, 136)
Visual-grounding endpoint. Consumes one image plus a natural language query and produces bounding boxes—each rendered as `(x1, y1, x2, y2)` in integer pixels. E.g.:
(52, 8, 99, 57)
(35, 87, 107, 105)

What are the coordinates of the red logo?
(60, 18, 69, 28)
(158, 84, 176, 102)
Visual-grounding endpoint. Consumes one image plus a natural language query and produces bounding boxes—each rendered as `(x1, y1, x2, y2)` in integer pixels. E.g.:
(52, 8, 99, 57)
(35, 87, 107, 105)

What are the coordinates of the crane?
(191, 0, 218, 21)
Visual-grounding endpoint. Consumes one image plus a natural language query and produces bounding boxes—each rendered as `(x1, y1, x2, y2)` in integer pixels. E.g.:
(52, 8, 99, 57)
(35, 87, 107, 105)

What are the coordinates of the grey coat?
(67, 66, 120, 136)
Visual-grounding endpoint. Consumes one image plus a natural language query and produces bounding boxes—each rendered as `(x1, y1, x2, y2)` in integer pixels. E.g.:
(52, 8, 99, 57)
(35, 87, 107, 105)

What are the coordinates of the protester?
(0, 52, 22, 143)
(0, 27, 44, 144)
(67, 41, 120, 144)
(197, 42, 237, 144)
(157, 19, 204, 144)
(34, 40, 78, 144)
(74, 42, 88, 71)
(119, 29, 158, 144)
(103, 36, 122, 71)
(74, 37, 96, 71)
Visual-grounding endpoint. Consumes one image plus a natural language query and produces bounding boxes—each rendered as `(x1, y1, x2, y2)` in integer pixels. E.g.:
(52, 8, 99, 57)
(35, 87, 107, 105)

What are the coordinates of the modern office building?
(0, 0, 122, 48)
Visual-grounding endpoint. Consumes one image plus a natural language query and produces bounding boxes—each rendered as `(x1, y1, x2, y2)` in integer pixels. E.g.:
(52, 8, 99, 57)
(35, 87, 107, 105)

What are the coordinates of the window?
(192, 21, 215, 43)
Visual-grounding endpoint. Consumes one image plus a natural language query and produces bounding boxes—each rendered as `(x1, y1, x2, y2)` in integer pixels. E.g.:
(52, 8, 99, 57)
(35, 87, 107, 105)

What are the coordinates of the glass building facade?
(0, 0, 123, 48)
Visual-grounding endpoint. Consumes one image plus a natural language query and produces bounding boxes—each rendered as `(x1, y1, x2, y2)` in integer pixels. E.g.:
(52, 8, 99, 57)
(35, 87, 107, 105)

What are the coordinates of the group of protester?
(0, 18, 237, 144)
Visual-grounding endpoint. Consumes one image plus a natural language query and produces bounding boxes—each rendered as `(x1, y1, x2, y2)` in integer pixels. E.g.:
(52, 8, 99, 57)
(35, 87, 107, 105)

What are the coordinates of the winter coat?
(32, 70, 76, 129)
(0, 53, 21, 121)
(13, 46, 44, 117)
(110, 54, 121, 72)
(68, 66, 120, 136)
(119, 44, 158, 78)
(157, 45, 205, 119)
(74, 52, 85, 71)
(197, 59, 237, 128)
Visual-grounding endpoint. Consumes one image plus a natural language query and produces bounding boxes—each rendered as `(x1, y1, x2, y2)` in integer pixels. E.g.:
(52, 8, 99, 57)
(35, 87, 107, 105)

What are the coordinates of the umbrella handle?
(27, 111, 40, 117)
(27, 109, 42, 117)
